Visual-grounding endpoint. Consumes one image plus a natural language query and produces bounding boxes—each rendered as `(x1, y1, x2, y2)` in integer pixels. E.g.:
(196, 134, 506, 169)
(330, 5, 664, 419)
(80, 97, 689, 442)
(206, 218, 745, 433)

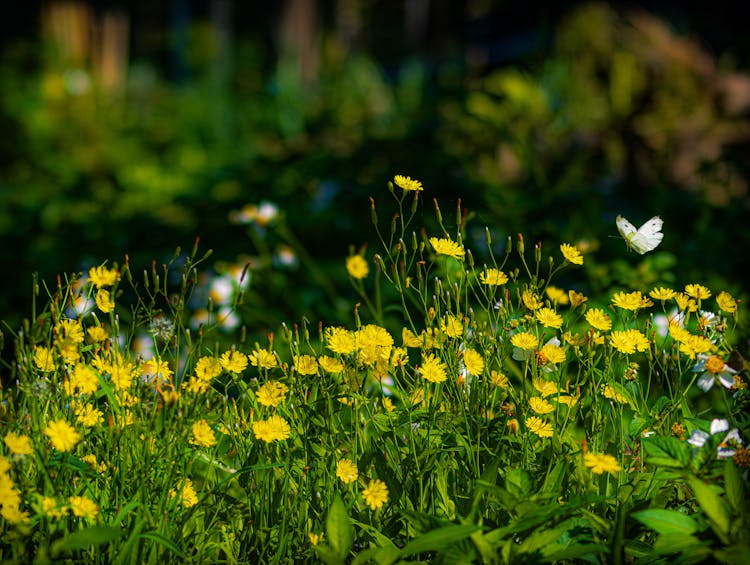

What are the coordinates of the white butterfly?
(616, 215, 663, 254)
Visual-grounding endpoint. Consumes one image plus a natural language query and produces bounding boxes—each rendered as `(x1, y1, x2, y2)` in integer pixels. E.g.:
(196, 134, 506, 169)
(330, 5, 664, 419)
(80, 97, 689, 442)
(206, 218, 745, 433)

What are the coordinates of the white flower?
(692, 354, 737, 392)
(687, 418, 742, 459)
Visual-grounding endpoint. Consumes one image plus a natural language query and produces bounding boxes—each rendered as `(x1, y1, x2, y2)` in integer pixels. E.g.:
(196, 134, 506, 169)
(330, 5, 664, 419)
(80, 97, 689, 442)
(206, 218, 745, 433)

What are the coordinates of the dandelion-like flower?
(4, 432, 33, 456)
(529, 397, 554, 415)
(463, 349, 485, 376)
(256, 381, 289, 408)
(716, 291, 737, 313)
(86, 326, 109, 342)
(419, 354, 448, 383)
(249, 348, 278, 369)
(95, 289, 115, 313)
(88, 265, 120, 288)
(539, 343, 566, 364)
(685, 284, 711, 300)
(442, 315, 463, 338)
(69, 495, 99, 520)
(220, 350, 248, 373)
(170, 478, 198, 508)
(429, 237, 465, 260)
(45, 420, 80, 452)
(522, 290, 543, 310)
(252, 415, 291, 443)
(70, 363, 100, 395)
(294, 355, 319, 375)
(610, 329, 649, 354)
(585, 308, 612, 331)
(362, 479, 389, 510)
(649, 287, 675, 301)
(34, 346, 56, 372)
(336, 459, 359, 484)
(560, 243, 584, 265)
(393, 174, 423, 192)
(583, 453, 621, 475)
(326, 327, 357, 355)
(535, 307, 563, 329)
(318, 355, 344, 374)
(612, 291, 653, 311)
(190, 420, 217, 448)
(526, 416, 553, 438)
(346, 255, 369, 279)
(510, 332, 538, 350)
(480, 268, 508, 285)
(546, 286, 569, 305)
(195, 356, 223, 381)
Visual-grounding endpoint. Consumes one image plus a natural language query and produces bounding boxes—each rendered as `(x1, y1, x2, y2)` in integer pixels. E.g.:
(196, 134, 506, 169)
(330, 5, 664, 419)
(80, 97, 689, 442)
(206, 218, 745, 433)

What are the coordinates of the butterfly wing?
(629, 216, 663, 254)
(616, 215, 637, 239)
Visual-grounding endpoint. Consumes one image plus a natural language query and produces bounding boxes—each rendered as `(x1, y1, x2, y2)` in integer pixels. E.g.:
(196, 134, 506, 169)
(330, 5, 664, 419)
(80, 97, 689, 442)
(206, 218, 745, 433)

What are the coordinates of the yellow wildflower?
(560, 243, 584, 265)
(346, 255, 369, 279)
(362, 479, 389, 510)
(393, 174, 423, 192)
(480, 268, 508, 285)
(429, 237, 465, 260)
(419, 354, 447, 383)
(336, 459, 359, 484)
(685, 284, 711, 300)
(585, 308, 612, 331)
(88, 265, 120, 288)
(535, 307, 563, 329)
(526, 416, 553, 438)
(583, 453, 621, 475)
(716, 291, 737, 313)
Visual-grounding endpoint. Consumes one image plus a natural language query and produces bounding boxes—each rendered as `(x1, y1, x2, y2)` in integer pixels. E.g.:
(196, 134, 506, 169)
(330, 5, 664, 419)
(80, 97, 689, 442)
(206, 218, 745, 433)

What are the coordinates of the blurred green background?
(2, 1, 749, 344)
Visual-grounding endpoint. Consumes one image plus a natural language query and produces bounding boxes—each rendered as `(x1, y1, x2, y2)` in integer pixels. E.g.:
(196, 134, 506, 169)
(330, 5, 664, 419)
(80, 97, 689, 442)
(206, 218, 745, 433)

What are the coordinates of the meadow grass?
(1, 178, 748, 563)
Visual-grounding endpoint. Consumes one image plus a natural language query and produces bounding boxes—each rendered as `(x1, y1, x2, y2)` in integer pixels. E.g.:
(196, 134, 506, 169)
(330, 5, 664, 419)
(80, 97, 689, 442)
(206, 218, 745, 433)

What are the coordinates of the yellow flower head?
(463, 349, 485, 376)
(45, 419, 80, 452)
(649, 287, 675, 301)
(522, 290, 543, 310)
(190, 419, 217, 448)
(326, 326, 357, 355)
(336, 459, 359, 484)
(419, 353, 448, 383)
(69, 495, 99, 520)
(545, 286, 569, 305)
(393, 174, 423, 192)
(612, 291, 653, 311)
(4, 432, 33, 455)
(585, 308, 612, 331)
(362, 479, 389, 510)
(34, 346, 56, 372)
(256, 381, 289, 408)
(610, 329, 650, 354)
(252, 415, 291, 443)
(583, 453, 621, 475)
(685, 284, 711, 300)
(533, 378, 558, 397)
(480, 268, 508, 285)
(526, 416, 553, 438)
(560, 243, 584, 265)
(220, 350, 248, 373)
(442, 315, 464, 338)
(510, 332, 538, 350)
(195, 356, 223, 381)
(170, 478, 198, 508)
(568, 290, 588, 308)
(535, 307, 563, 329)
(346, 255, 369, 279)
(88, 265, 120, 288)
(429, 237, 465, 260)
(318, 355, 344, 374)
(716, 291, 737, 313)
(294, 355, 319, 375)
(529, 397, 554, 415)
(539, 343, 566, 364)
(249, 348, 278, 369)
(95, 289, 115, 313)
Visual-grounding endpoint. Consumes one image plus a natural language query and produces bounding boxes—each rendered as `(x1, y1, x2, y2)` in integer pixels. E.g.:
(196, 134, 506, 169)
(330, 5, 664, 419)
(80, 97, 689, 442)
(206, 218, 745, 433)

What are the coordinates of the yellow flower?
(88, 265, 120, 288)
(73, 403, 104, 427)
(109, 360, 136, 390)
(560, 243, 584, 265)
(4, 432, 33, 455)
(529, 397, 554, 415)
(336, 459, 359, 484)
(195, 356, 223, 381)
(362, 479, 389, 510)
(429, 237, 465, 260)
(526, 416, 553, 438)
(510, 332, 538, 350)
(545, 286, 569, 305)
(533, 378, 558, 397)
(190, 420, 217, 448)
(583, 453, 621, 475)
(220, 350, 248, 373)
(256, 381, 289, 408)
(674, 293, 698, 312)
(679, 334, 713, 358)
(45, 420, 80, 452)
(82, 454, 107, 473)
(585, 308, 612, 331)
(170, 478, 198, 508)
(535, 307, 563, 329)
(70, 363, 100, 395)
(463, 349, 485, 375)
(318, 355, 344, 374)
(610, 329, 650, 354)
(554, 394, 579, 407)
(393, 174, 423, 192)
(141, 358, 173, 383)
(419, 354, 447, 383)
(252, 415, 291, 443)
(326, 327, 357, 355)
(480, 268, 508, 285)
(346, 255, 369, 279)
(491, 371, 509, 388)
(442, 315, 464, 338)
(309, 532, 324, 546)
(57, 319, 85, 343)
(249, 348, 278, 369)
(86, 325, 109, 342)
(522, 290, 543, 310)
(568, 290, 588, 308)
(539, 343, 566, 364)
(716, 291, 737, 313)
(294, 355, 319, 375)
(69, 495, 99, 520)
(601, 385, 627, 403)
(402, 328, 422, 348)
(612, 291, 653, 311)
(34, 346, 56, 372)
(649, 287, 675, 301)
(355, 325, 393, 366)
(685, 284, 711, 300)
(95, 289, 115, 313)
(42, 497, 67, 519)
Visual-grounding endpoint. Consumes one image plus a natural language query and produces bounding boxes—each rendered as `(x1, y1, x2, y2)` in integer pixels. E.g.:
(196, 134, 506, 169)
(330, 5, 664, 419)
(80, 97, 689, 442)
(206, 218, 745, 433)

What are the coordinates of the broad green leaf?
(539, 460, 566, 499)
(504, 468, 533, 498)
(400, 524, 481, 556)
(653, 533, 711, 558)
(723, 459, 746, 515)
(688, 476, 731, 539)
(314, 543, 345, 565)
(50, 526, 123, 557)
(631, 509, 699, 535)
(642, 436, 690, 468)
(544, 543, 609, 562)
(326, 495, 354, 559)
(351, 545, 402, 565)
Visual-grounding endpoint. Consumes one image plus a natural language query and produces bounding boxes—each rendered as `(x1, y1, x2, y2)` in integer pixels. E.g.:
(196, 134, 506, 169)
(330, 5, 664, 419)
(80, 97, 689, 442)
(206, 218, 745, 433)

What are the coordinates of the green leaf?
(538, 460, 566, 499)
(400, 524, 481, 556)
(326, 494, 354, 559)
(138, 531, 187, 559)
(642, 436, 690, 468)
(50, 526, 123, 557)
(653, 533, 711, 558)
(351, 545, 402, 565)
(724, 459, 746, 515)
(688, 476, 731, 539)
(631, 509, 699, 535)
